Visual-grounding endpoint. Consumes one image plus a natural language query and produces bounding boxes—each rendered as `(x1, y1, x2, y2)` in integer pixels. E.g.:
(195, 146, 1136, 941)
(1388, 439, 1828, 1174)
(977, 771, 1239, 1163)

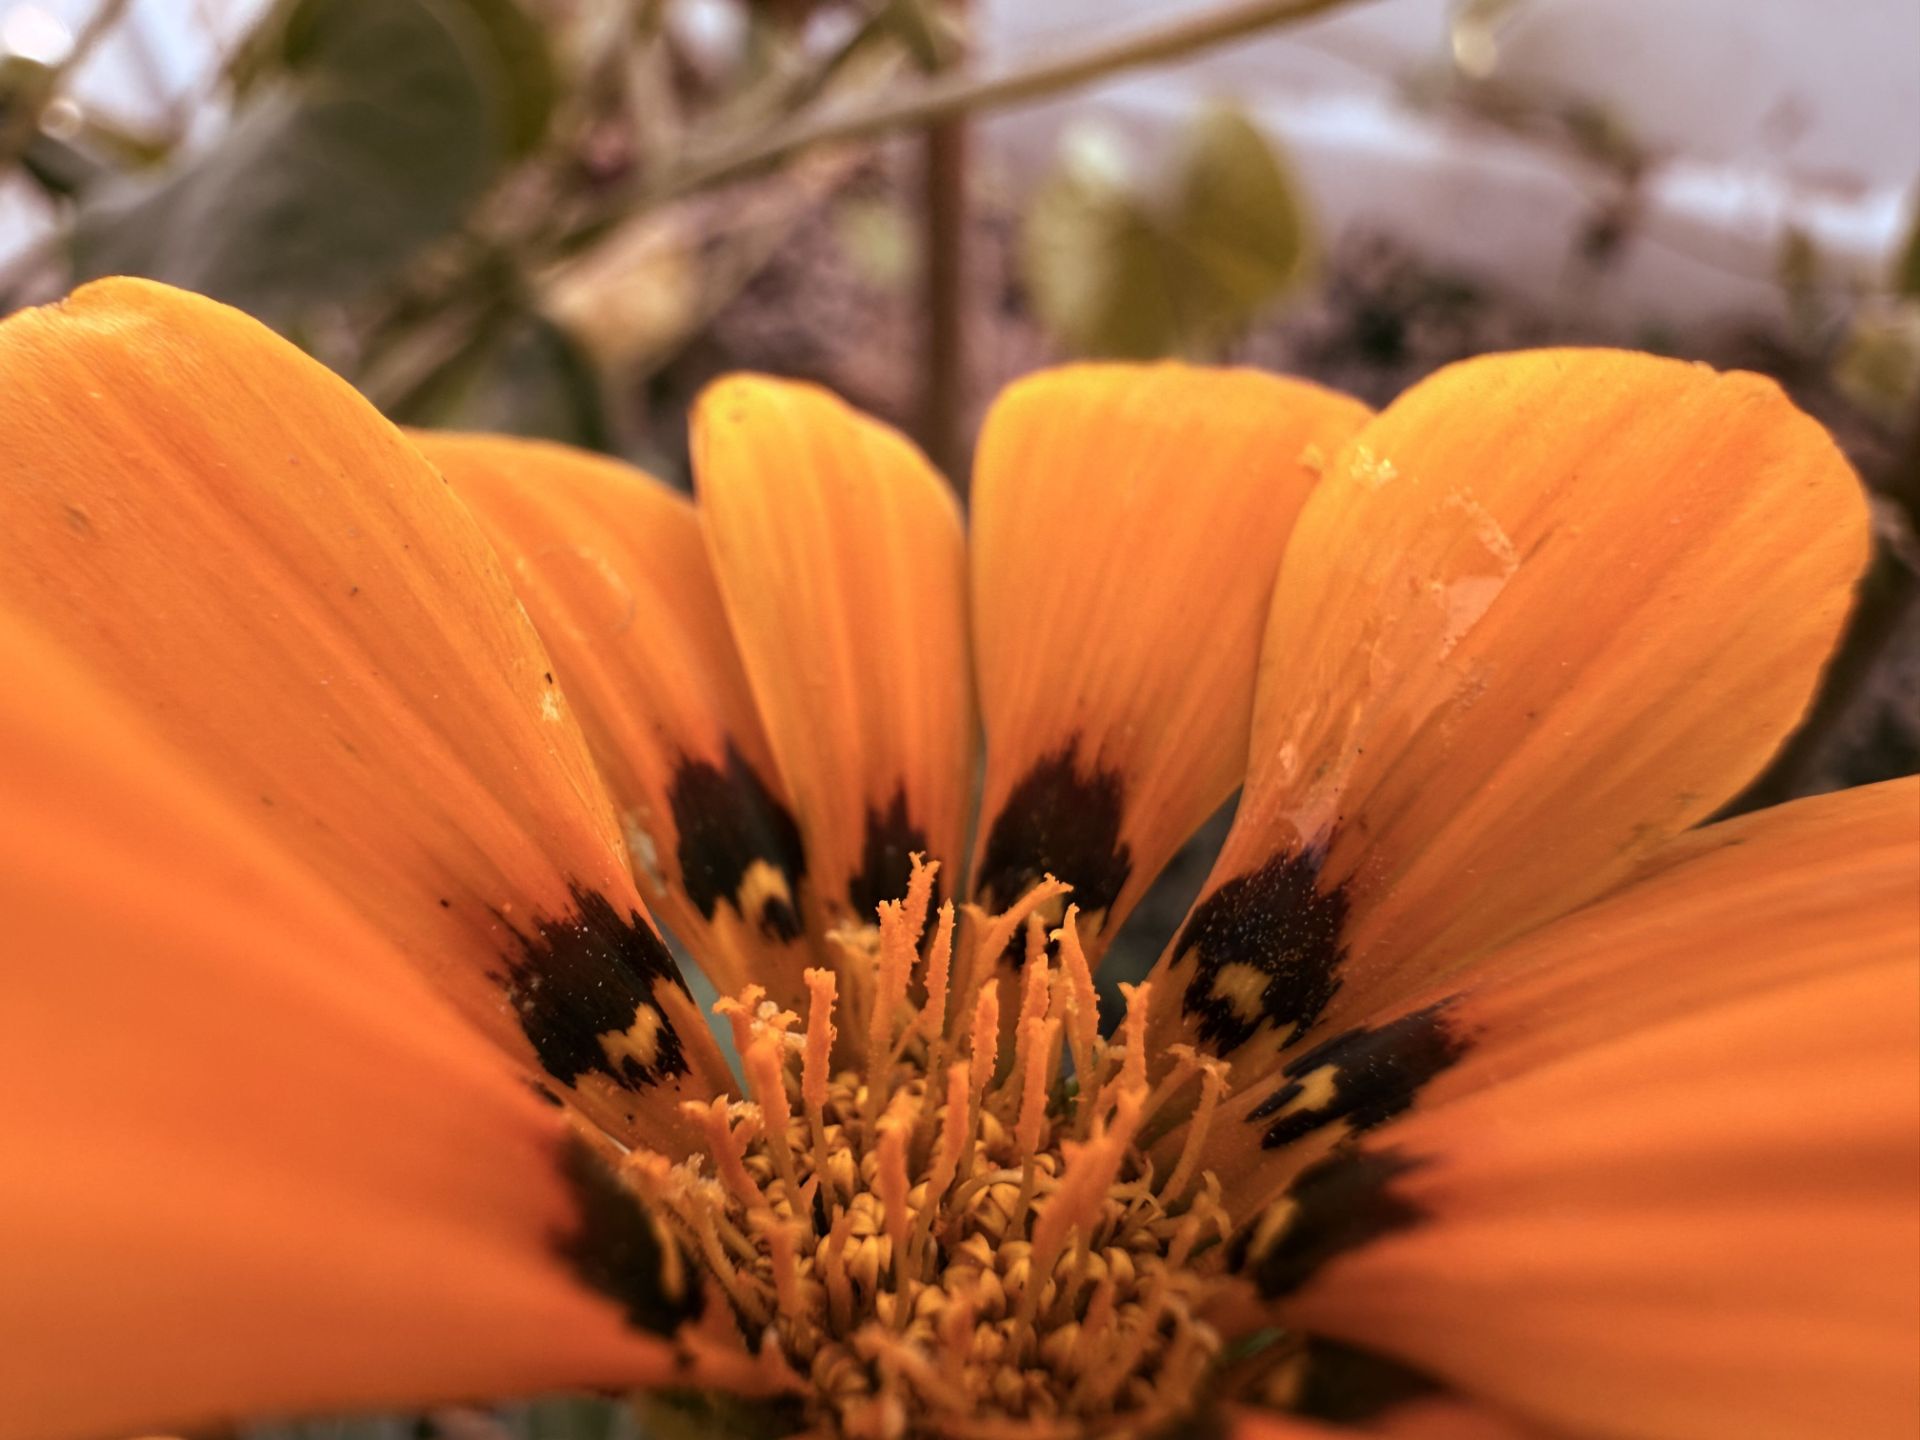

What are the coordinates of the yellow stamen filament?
(649, 857, 1236, 1437)
(1160, 1059, 1230, 1208)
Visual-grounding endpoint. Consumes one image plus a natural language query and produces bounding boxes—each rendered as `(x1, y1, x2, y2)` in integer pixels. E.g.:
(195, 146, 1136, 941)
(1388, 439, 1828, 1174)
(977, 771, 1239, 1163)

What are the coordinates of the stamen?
(1159, 1058, 1231, 1208)
(921, 900, 955, 1044)
(647, 856, 1236, 1436)
(960, 874, 1071, 1008)
(743, 1032, 808, 1224)
(1059, 906, 1105, 1098)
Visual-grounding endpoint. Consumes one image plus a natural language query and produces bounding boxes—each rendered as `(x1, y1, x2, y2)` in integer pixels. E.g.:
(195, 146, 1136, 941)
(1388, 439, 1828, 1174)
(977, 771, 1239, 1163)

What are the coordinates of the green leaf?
(1895, 196, 1920, 299)
(397, 310, 612, 451)
(1022, 130, 1180, 359)
(1164, 105, 1312, 342)
(71, 0, 552, 321)
(1835, 299, 1920, 425)
(1021, 107, 1313, 359)
(455, 0, 559, 158)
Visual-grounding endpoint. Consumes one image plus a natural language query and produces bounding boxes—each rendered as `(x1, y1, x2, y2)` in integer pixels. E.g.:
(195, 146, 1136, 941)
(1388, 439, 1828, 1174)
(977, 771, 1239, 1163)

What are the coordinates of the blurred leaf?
(1836, 298, 1920, 426)
(1169, 105, 1312, 328)
(1776, 223, 1826, 344)
(455, 0, 559, 157)
(71, 0, 552, 321)
(1023, 138, 1178, 359)
(633, 1389, 800, 1440)
(1450, 0, 1528, 79)
(542, 209, 705, 375)
(397, 309, 611, 450)
(1896, 197, 1920, 299)
(497, 1394, 641, 1440)
(1022, 107, 1312, 359)
(20, 130, 105, 196)
(243, 1413, 419, 1440)
(835, 195, 917, 290)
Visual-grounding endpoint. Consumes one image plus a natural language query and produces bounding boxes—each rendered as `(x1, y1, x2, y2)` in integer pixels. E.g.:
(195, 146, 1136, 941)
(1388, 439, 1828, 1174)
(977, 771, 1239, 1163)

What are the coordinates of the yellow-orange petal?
(692, 374, 974, 936)
(1228, 1396, 1534, 1438)
(1192, 775, 1919, 1213)
(0, 279, 731, 1153)
(419, 431, 812, 1007)
(967, 364, 1371, 965)
(0, 616, 703, 1440)
(1148, 348, 1870, 1085)
(1222, 782, 1920, 1439)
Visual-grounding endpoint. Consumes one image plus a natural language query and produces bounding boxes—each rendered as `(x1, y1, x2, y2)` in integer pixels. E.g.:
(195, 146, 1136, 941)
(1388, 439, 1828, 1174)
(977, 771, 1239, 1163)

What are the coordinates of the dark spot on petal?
(849, 786, 930, 918)
(1284, 1338, 1449, 1423)
(1175, 845, 1349, 1055)
(1249, 999, 1468, 1150)
(668, 741, 807, 943)
(554, 1134, 701, 1334)
(974, 736, 1132, 963)
(527, 1080, 565, 1108)
(502, 884, 692, 1091)
(1229, 1146, 1425, 1298)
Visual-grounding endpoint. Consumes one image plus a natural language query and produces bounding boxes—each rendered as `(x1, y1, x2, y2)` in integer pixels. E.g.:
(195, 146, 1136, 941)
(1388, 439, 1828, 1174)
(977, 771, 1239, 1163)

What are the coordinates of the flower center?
(633, 861, 1239, 1438)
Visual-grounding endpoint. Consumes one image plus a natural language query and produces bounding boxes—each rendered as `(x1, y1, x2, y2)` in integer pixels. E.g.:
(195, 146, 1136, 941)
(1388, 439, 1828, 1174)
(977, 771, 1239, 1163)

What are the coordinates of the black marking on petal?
(667, 740, 807, 943)
(1286, 1338, 1448, 1423)
(848, 786, 931, 918)
(1229, 1146, 1426, 1299)
(1175, 846, 1350, 1055)
(502, 885, 692, 1091)
(1248, 999, 1468, 1150)
(554, 1134, 702, 1334)
(974, 736, 1133, 962)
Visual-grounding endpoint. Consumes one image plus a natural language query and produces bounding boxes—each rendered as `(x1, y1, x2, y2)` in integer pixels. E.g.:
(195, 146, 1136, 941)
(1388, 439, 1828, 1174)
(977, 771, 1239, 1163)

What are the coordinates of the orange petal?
(967, 364, 1370, 963)
(692, 374, 974, 934)
(1148, 349, 1870, 1085)
(1224, 782, 1920, 1439)
(1228, 1396, 1534, 1438)
(0, 616, 703, 1440)
(420, 430, 811, 1007)
(1192, 777, 1920, 1209)
(0, 279, 731, 1153)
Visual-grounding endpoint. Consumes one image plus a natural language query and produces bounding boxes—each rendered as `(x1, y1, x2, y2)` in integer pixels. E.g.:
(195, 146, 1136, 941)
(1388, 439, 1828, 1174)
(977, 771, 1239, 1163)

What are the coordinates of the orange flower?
(0, 278, 1913, 1440)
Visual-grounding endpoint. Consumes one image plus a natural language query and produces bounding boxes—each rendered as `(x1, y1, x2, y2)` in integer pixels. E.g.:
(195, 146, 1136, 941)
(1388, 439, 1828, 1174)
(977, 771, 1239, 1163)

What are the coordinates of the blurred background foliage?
(0, 0, 1915, 1432)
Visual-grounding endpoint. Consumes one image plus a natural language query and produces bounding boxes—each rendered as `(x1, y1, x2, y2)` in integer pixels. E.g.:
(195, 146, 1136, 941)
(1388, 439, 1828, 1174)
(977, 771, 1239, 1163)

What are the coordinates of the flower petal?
(1192, 777, 1920, 1208)
(692, 374, 974, 932)
(967, 364, 1370, 962)
(1148, 349, 1870, 1084)
(1227, 1396, 1533, 1438)
(0, 279, 731, 1152)
(0, 616, 703, 1440)
(1223, 781, 1920, 1439)
(420, 431, 811, 1007)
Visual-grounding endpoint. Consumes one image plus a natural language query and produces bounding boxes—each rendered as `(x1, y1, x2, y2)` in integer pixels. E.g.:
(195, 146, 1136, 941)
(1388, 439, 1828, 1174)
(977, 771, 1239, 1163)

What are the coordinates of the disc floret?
(635, 859, 1238, 1438)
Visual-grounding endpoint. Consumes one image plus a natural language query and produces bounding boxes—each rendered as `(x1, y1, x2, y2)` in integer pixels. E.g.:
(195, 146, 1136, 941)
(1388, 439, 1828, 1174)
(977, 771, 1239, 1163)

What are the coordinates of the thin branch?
(599, 0, 1365, 225)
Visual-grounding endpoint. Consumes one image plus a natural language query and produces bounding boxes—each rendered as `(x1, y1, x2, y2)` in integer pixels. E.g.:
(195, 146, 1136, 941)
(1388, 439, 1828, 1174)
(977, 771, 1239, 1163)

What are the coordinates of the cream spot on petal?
(600, 1002, 663, 1073)
(1210, 960, 1272, 1025)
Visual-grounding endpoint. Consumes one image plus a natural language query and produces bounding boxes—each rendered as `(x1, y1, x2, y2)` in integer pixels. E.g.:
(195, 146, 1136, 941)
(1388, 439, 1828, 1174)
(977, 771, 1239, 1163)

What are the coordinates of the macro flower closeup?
(1, 276, 1915, 1440)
